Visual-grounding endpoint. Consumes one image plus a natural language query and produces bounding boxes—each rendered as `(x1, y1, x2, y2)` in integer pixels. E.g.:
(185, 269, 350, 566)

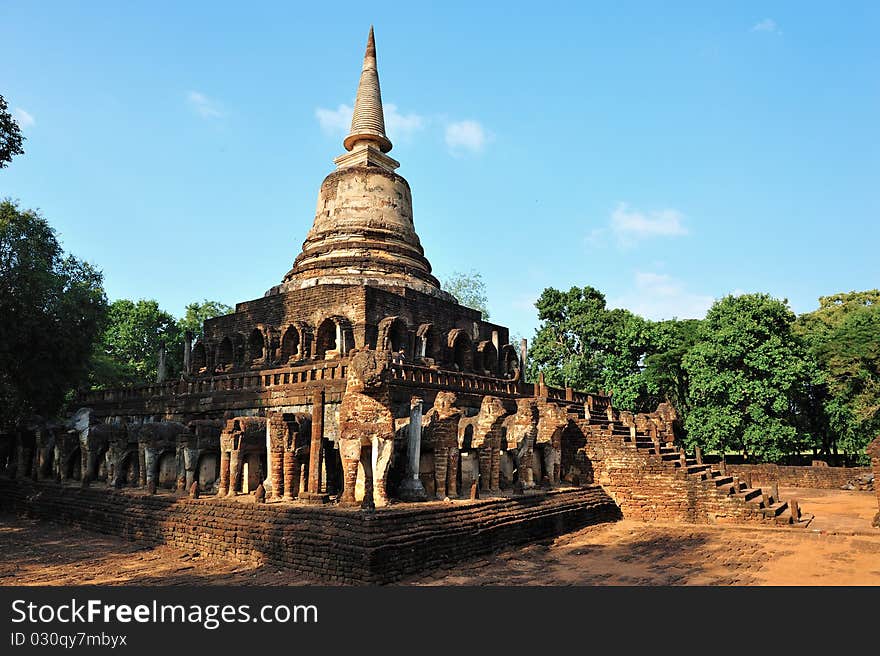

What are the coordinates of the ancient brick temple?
(0, 30, 809, 581)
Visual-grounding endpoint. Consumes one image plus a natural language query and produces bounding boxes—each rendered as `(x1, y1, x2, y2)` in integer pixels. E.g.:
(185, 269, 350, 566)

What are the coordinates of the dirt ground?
(1, 488, 877, 586)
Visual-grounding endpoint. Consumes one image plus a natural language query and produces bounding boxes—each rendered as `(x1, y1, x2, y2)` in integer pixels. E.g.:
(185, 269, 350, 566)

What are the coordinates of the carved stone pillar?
(219, 450, 230, 496)
(229, 451, 242, 495)
(283, 450, 297, 500)
(143, 447, 158, 491)
(399, 396, 427, 501)
(301, 389, 328, 503)
(183, 447, 199, 489)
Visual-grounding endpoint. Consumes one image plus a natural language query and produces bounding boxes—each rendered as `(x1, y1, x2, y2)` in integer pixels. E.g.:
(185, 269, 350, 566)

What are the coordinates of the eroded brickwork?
(0, 479, 620, 584)
(726, 464, 873, 490)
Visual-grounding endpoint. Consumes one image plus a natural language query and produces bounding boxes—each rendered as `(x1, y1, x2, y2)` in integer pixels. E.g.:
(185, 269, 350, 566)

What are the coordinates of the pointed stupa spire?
(343, 26, 393, 153)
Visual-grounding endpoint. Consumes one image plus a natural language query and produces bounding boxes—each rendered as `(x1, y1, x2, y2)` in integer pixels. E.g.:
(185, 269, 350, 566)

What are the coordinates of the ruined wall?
(197, 283, 508, 376)
(726, 464, 873, 490)
(364, 286, 508, 362)
(0, 480, 620, 584)
(567, 421, 785, 524)
(206, 285, 366, 344)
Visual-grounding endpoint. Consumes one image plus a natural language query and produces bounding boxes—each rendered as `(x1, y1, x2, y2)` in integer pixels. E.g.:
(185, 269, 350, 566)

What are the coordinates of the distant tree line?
(527, 285, 879, 464)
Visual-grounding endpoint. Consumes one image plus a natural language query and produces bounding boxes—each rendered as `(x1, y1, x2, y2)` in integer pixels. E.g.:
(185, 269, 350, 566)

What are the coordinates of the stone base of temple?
(0, 478, 621, 584)
(297, 491, 330, 505)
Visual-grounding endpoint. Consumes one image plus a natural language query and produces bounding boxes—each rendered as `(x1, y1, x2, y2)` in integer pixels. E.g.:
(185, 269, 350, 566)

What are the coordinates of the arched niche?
(192, 341, 207, 372)
(216, 337, 234, 370)
(248, 328, 264, 363)
(447, 329, 473, 372)
(477, 341, 498, 376)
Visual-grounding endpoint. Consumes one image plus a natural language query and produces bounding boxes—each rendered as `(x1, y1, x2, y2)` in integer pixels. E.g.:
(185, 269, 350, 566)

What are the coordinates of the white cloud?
(316, 103, 353, 134)
(751, 18, 780, 33)
(187, 91, 224, 119)
(608, 202, 688, 247)
(385, 103, 425, 136)
(315, 102, 425, 138)
(13, 108, 35, 129)
(445, 120, 487, 155)
(609, 272, 714, 321)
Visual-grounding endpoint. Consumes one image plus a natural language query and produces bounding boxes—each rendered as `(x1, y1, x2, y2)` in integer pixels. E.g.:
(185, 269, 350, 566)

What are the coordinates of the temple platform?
(0, 478, 621, 584)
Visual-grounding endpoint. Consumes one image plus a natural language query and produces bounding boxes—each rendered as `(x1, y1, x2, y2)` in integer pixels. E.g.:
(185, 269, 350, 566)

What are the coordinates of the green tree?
(683, 293, 813, 461)
(527, 286, 651, 410)
(0, 199, 107, 426)
(812, 304, 879, 458)
(0, 95, 25, 168)
(443, 270, 490, 319)
(178, 299, 233, 340)
(92, 299, 180, 387)
(795, 290, 880, 348)
(795, 290, 880, 460)
(642, 318, 702, 421)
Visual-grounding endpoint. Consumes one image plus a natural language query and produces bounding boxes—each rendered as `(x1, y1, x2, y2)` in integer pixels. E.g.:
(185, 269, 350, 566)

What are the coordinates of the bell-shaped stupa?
(278, 27, 452, 302)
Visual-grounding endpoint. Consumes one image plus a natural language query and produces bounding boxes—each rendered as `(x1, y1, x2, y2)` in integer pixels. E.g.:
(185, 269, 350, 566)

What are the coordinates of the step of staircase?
(602, 427, 807, 528)
(738, 488, 763, 503)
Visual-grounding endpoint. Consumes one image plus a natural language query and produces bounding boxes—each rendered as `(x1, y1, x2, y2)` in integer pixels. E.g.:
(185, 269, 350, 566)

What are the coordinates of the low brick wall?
(562, 422, 793, 525)
(726, 464, 872, 490)
(0, 479, 620, 584)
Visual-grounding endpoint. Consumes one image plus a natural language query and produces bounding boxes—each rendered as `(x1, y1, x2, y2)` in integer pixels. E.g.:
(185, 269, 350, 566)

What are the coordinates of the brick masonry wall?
(0, 479, 620, 584)
(565, 421, 786, 524)
(202, 283, 508, 369)
(726, 464, 872, 490)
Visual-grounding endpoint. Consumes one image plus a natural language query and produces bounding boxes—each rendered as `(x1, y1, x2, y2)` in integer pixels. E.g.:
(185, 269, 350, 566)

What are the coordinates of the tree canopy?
(642, 318, 702, 419)
(524, 284, 879, 463)
(91, 299, 179, 387)
(795, 291, 880, 457)
(443, 270, 490, 319)
(0, 95, 25, 169)
(178, 299, 233, 340)
(682, 293, 813, 461)
(90, 297, 233, 389)
(0, 199, 107, 426)
(526, 286, 651, 409)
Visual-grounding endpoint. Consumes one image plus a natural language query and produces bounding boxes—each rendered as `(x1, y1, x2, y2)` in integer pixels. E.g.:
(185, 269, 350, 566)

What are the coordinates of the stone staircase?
(566, 409, 812, 527)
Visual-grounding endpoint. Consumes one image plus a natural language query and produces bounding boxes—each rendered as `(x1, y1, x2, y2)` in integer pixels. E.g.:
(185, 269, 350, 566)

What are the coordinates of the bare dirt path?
(2, 488, 877, 586)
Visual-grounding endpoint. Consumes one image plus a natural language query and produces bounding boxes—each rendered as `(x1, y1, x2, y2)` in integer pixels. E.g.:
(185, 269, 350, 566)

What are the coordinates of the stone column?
(300, 390, 328, 503)
(229, 451, 242, 494)
(299, 459, 308, 497)
(434, 448, 448, 499)
(264, 417, 277, 498)
(520, 338, 528, 378)
(138, 444, 147, 487)
(143, 447, 158, 491)
(448, 446, 459, 497)
(183, 447, 199, 489)
(270, 448, 284, 500)
(283, 451, 297, 500)
(399, 396, 427, 501)
(157, 341, 167, 383)
(175, 447, 187, 493)
(183, 330, 193, 375)
(218, 450, 230, 496)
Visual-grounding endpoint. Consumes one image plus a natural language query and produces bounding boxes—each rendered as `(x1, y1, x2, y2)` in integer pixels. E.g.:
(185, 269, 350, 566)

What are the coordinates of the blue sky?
(2, 1, 878, 341)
